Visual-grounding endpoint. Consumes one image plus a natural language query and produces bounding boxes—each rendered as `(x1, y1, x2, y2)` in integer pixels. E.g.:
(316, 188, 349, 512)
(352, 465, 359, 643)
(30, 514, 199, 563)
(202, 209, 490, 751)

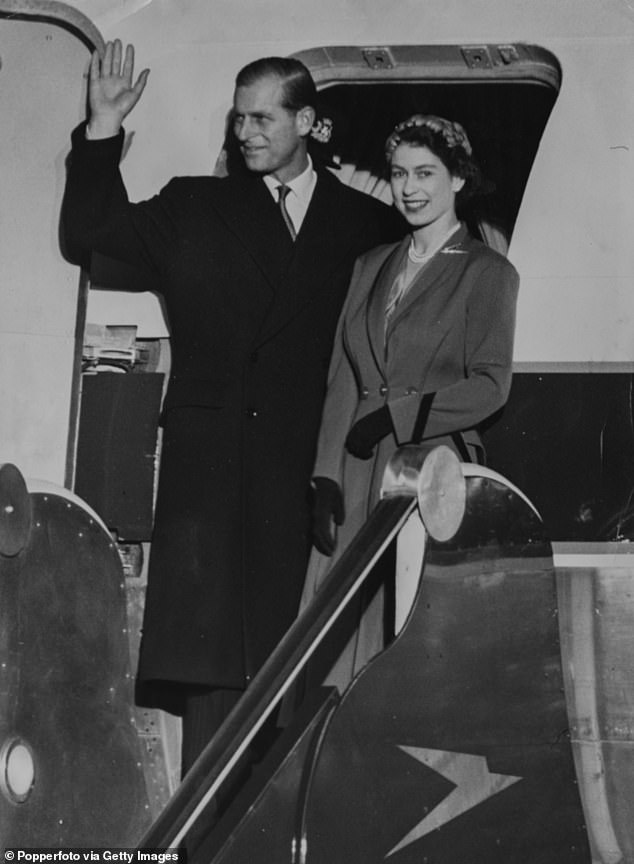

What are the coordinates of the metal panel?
(294, 43, 561, 88)
(301, 472, 589, 862)
(0, 468, 150, 845)
(558, 567, 634, 864)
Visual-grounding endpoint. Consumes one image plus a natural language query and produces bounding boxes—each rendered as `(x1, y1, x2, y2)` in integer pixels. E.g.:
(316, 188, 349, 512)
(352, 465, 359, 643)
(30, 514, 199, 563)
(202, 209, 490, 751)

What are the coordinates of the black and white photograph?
(0, 1, 633, 860)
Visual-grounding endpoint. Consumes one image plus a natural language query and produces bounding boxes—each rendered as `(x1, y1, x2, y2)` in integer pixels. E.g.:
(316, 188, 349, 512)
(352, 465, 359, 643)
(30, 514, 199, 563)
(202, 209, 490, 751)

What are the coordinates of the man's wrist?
(86, 116, 122, 139)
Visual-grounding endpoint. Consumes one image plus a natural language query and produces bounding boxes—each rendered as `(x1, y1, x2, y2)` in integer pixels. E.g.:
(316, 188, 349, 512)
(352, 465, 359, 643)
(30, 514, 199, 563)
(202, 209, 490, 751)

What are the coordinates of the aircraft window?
(293, 44, 561, 251)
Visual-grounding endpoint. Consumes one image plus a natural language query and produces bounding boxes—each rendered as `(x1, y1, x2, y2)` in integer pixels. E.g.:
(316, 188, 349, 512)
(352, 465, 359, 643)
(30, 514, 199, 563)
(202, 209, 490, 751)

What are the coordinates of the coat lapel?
(364, 237, 409, 373)
(385, 225, 471, 343)
(206, 172, 294, 294)
(252, 170, 362, 347)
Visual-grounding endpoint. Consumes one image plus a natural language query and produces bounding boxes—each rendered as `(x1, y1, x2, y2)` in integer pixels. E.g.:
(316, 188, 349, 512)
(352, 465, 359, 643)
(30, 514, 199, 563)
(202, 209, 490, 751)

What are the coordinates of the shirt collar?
(262, 154, 316, 201)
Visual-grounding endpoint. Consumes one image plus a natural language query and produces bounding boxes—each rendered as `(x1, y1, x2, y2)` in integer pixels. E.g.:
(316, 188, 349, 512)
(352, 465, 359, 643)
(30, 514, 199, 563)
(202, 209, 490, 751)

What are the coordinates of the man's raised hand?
(87, 40, 149, 139)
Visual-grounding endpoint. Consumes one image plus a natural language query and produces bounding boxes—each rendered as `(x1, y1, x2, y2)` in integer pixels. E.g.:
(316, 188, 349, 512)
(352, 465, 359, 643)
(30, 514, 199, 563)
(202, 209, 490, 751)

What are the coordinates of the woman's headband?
(385, 114, 473, 157)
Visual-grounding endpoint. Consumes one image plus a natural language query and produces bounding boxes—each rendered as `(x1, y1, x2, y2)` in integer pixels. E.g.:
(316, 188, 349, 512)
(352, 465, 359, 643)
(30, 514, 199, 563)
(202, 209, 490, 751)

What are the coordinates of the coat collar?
(364, 224, 473, 371)
(387, 224, 471, 333)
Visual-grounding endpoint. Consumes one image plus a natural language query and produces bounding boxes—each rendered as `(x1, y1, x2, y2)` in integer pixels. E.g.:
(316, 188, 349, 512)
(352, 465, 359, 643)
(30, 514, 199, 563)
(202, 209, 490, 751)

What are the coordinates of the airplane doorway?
(293, 43, 561, 250)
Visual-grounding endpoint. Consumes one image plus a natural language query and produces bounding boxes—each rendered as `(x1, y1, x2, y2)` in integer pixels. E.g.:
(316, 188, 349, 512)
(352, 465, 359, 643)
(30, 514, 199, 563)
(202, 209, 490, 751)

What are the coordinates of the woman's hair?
(385, 114, 482, 199)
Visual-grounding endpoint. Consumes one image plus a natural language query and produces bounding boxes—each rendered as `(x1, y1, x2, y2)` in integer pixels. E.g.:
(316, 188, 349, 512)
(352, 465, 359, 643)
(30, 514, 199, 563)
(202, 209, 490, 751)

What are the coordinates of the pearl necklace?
(407, 223, 461, 264)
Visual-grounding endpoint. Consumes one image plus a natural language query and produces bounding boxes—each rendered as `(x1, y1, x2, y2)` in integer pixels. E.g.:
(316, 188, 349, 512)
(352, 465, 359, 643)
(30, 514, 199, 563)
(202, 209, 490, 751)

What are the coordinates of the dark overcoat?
(300, 226, 519, 690)
(62, 124, 403, 711)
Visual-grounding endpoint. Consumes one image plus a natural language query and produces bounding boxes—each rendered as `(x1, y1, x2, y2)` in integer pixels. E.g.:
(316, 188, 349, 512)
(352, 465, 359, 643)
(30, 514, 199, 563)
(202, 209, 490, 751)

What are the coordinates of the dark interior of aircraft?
(315, 79, 557, 246)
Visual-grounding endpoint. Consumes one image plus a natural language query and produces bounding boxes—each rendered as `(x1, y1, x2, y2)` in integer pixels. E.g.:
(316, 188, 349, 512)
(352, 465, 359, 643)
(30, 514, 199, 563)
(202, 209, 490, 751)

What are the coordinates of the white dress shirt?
(263, 155, 318, 235)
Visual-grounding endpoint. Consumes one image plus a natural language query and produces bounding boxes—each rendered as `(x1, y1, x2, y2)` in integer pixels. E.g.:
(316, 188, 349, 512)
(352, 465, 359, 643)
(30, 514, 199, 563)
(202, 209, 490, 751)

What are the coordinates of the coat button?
(406, 386, 418, 395)
(360, 387, 369, 400)
(379, 385, 388, 396)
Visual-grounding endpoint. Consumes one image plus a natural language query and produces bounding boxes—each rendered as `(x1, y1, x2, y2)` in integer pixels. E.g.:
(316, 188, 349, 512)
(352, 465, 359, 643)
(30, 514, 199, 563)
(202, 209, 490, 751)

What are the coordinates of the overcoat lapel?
(206, 172, 294, 294)
(252, 170, 366, 348)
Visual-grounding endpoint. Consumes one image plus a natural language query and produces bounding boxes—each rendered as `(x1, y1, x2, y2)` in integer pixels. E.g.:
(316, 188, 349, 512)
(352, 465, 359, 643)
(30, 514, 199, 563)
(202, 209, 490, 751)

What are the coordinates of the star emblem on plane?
(387, 747, 523, 857)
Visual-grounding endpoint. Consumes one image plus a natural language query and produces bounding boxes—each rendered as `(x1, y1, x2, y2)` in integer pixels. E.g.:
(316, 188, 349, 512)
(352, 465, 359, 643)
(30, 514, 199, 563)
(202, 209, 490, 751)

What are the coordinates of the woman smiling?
(299, 114, 520, 691)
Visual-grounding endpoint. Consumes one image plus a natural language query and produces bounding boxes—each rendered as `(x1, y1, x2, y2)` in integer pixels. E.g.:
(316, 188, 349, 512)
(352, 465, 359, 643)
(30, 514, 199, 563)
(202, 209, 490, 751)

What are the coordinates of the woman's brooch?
(440, 243, 466, 255)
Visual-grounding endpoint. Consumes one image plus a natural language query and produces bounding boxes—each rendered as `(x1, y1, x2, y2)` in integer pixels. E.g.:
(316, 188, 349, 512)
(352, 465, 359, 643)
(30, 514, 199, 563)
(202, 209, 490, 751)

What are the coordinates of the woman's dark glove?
(345, 406, 394, 460)
(312, 476, 345, 556)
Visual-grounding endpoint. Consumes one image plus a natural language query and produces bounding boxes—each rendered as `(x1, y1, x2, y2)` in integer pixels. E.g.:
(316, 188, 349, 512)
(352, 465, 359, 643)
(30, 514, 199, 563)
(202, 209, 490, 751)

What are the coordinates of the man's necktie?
(276, 184, 297, 241)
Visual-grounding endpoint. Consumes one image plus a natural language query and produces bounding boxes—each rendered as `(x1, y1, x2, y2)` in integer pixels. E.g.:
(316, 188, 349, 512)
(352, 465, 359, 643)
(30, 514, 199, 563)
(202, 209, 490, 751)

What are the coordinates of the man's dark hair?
(235, 57, 318, 113)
